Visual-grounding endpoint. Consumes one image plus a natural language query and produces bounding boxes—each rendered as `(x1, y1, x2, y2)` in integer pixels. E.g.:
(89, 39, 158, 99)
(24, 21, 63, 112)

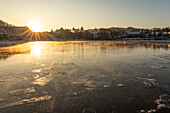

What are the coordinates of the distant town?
(0, 19, 170, 41)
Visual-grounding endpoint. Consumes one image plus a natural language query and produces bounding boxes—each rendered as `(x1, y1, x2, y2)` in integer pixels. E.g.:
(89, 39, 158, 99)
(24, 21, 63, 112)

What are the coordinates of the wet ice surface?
(0, 41, 170, 113)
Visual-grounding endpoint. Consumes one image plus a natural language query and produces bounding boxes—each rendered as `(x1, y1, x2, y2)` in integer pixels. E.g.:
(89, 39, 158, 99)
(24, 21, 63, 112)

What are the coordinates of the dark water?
(0, 41, 170, 113)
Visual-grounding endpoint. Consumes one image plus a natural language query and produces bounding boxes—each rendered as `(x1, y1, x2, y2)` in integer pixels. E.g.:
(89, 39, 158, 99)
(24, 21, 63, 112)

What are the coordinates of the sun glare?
(30, 42, 43, 57)
(29, 21, 42, 32)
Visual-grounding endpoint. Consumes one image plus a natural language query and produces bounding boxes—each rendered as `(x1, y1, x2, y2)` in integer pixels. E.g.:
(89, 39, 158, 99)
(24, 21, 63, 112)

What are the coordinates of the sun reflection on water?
(30, 42, 44, 57)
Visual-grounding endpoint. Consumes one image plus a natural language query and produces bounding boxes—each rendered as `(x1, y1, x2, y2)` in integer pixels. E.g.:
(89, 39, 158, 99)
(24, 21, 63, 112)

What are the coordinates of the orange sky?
(1, 0, 170, 31)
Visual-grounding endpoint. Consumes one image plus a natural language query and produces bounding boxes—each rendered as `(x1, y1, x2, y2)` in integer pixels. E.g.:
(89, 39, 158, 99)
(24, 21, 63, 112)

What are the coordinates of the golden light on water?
(28, 21, 42, 32)
(30, 42, 43, 57)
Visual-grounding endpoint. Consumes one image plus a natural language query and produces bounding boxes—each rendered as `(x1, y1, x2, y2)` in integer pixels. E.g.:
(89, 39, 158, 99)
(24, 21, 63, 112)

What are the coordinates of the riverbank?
(0, 39, 170, 48)
(0, 41, 27, 47)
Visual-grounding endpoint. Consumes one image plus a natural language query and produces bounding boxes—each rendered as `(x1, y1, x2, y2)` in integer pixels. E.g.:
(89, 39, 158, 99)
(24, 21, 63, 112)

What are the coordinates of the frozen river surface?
(0, 41, 170, 113)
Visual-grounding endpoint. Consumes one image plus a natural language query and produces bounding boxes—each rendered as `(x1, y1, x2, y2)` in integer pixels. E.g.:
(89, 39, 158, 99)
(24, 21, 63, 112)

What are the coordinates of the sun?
(28, 21, 42, 32)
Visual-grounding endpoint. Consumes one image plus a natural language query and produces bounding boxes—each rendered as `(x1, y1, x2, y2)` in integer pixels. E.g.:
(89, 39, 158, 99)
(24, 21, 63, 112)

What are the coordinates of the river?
(0, 41, 170, 113)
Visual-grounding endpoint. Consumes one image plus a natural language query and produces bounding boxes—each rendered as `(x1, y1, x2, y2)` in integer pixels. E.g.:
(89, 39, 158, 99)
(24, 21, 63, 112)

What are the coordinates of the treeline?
(55, 30, 93, 40)
(0, 19, 15, 27)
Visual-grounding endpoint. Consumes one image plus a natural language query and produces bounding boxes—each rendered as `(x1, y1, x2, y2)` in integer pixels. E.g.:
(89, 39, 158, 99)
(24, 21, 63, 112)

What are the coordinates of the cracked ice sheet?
(72, 74, 116, 88)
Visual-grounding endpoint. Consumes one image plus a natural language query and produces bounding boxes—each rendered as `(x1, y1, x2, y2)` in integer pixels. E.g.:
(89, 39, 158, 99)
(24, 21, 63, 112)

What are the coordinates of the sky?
(1, 0, 170, 31)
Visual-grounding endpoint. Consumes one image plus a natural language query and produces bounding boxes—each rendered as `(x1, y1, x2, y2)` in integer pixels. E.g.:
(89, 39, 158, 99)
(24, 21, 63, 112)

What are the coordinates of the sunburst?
(28, 21, 42, 32)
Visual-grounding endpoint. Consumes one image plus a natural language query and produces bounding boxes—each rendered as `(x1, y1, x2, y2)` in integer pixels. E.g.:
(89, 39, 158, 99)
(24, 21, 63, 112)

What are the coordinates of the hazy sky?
(1, 0, 170, 31)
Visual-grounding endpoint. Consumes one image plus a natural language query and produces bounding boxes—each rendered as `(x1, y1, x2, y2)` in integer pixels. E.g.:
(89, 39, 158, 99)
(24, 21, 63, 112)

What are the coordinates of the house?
(89, 30, 101, 39)
(80, 27, 84, 32)
(71, 28, 80, 33)
(7, 26, 30, 40)
(71, 27, 84, 33)
(162, 32, 168, 36)
(111, 31, 122, 39)
(125, 31, 141, 38)
(97, 31, 112, 40)
(56, 28, 65, 34)
(0, 28, 8, 40)
(0, 26, 31, 40)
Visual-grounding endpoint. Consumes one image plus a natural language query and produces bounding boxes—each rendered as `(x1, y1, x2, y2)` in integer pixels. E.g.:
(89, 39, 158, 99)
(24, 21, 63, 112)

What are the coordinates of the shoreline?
(0, 41, 27, 47)
(0, 39, 170, 48)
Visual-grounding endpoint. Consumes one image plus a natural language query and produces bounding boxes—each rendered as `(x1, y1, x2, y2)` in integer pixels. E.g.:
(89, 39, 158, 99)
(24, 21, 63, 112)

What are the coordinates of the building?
(8, 26, 30, 40)
(56, 28, 65, 34)
(125, 31, 141, 38)
(89, 30, 101, 39)
(71, 27, 84, 33)
(0, 28, 8, 40)
(0, 26, 31, 40)
(80, 27, 84, 32)
(71, 28, 80, 33)
(162, 32, 168, 35)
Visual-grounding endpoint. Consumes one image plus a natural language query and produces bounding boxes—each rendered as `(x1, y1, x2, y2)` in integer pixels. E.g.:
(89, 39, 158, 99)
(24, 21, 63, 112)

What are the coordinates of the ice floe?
(140, 94, 170, 113)
(72, 75, 116, 89)
(135, 77, 159, 88)
(104, 85, 111, 88)
(66, 91, 87, 97)
(0, 95, 52, 110)
(21, 95, 52, 104)
(9, 87, 36, 96)
(155, 94, 170, 110)
(0, 98, 5, 103)
(117, 84, 124, 87)
(0, 73, 11, 77)
(0, 79, 9, 82)
(32, 68, 42, 73)
(151, 65, 167, 70)
(83, 81, 99, 88)
(50, 62, 78, 74)
(32, 74, 53, 86)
